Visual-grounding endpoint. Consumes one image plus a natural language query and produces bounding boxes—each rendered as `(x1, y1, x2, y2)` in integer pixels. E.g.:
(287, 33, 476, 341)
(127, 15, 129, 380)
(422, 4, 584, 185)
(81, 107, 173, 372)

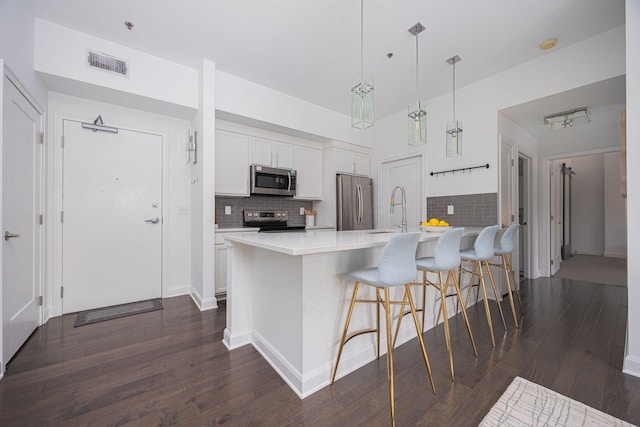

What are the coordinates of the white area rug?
(480, 377, 635, 427)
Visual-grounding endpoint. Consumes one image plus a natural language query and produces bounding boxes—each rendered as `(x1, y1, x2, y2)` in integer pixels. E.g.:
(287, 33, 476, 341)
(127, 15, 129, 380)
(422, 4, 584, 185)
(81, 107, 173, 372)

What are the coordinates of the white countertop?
(224, 227, 481, 256)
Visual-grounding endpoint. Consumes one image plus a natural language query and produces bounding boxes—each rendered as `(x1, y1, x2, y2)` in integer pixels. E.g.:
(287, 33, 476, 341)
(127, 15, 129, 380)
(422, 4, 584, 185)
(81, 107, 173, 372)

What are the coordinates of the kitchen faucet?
(390, 185, 407, 232)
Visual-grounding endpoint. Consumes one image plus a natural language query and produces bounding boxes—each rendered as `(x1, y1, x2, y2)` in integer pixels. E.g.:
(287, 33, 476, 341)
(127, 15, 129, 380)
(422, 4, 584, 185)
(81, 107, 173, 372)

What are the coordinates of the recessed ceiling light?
(540, 38, 557, 50)
(124, 21, 134, 30)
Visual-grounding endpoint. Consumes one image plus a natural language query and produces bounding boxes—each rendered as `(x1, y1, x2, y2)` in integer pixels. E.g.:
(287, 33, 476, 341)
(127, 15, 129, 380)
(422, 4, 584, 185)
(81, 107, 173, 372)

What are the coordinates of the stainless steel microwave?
(250, 164, 297, 197)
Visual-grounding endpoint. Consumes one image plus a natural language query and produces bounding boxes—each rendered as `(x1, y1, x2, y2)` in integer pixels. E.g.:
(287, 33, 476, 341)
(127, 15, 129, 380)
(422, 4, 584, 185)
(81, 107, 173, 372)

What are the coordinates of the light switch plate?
(447, 205, 454, 215)
(299, 207, 305, 215)
(225, 206, 231, 215)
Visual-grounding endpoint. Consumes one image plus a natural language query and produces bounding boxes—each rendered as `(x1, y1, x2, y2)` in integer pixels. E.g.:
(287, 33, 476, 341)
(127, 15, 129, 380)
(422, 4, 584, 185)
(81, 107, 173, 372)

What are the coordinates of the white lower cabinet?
(214, 229, 259, 296)
(214, 245, 228, 296)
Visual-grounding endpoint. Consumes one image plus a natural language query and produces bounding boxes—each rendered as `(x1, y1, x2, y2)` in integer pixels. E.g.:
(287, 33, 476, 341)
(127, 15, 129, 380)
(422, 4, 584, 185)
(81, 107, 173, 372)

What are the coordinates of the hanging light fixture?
(446, 55, 462, 157)
(351, 0, 374, 129)
(407, 22, 426, 146)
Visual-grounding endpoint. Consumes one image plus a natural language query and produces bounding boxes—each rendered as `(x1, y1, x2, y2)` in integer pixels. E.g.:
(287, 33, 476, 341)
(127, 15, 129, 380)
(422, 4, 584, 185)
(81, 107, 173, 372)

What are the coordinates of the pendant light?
(351, 0, 374, 129)
(407, 22, 426, 146)
(446, 55, 462, 156)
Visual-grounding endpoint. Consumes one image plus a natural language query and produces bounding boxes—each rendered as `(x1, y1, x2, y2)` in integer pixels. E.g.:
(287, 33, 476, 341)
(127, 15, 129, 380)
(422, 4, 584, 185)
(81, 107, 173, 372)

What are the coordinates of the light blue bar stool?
(459, 225, 506, 346)
(492, 224, 524, 327)
(330, 232, 436, 427)
(410, 227, 478, 381)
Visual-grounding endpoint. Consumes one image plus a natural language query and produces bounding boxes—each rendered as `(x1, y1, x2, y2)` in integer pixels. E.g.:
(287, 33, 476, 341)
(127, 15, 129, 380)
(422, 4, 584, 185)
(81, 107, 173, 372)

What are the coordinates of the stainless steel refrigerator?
(337, 174, 373, 231)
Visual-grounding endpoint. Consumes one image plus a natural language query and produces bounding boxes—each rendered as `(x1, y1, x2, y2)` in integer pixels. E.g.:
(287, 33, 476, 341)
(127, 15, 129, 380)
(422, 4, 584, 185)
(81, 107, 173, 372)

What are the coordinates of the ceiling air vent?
(87, 50, 128, 76)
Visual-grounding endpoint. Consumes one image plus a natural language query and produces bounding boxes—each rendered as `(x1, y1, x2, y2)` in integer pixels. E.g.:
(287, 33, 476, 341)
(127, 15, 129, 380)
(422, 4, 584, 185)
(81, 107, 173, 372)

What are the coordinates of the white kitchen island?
(222, 228, 479, 398)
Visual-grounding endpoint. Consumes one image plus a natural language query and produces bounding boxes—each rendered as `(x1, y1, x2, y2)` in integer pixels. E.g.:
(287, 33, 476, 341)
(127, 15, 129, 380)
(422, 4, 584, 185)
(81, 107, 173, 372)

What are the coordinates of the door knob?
(4, 231, 21, 241)
(144, 217, 160, 224)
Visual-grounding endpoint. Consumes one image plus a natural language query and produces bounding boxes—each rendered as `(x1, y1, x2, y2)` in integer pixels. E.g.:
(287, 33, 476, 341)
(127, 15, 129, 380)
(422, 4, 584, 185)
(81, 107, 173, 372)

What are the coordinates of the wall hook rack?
(430, 163, 489, 177)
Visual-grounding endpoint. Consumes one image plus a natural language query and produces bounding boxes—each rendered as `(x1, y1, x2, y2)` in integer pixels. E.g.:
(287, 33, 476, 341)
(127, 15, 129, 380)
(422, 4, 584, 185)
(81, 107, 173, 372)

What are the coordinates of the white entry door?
(2, 74, 42, 363)
(379, 155, 423, 230)
(62, 120, 162, 313)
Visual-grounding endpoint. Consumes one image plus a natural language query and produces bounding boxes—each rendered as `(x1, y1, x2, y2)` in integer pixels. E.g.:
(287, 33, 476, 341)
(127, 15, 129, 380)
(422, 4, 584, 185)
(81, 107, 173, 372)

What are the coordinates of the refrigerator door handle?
(357, 184, 363, 222)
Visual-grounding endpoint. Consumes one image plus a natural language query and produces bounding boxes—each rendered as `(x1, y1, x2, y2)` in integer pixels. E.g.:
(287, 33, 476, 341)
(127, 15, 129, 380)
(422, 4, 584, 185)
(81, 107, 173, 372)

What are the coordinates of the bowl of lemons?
(420, 218, 451, 232)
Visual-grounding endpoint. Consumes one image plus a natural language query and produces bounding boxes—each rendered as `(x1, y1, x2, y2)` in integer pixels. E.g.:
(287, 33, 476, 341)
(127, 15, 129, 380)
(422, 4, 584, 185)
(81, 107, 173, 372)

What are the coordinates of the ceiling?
(501, 76, 626, 154)
(29, 0, 625, 120)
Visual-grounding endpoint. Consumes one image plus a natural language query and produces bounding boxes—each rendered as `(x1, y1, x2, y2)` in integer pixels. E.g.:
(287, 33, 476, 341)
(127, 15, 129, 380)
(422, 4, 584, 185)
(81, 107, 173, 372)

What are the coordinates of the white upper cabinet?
(294, 146, 323, 200)
(215, 130, 250, 196)
(251, 137, 294, 169)
(336, 148, 370, 176)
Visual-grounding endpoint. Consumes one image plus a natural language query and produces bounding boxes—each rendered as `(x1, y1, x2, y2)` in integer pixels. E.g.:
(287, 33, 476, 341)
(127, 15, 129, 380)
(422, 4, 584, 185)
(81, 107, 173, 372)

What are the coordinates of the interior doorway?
(518, 155, 531, 278)
(378, 154, 423, 230)
(2, 72, 43, 365)
(61, 119, 163, 313)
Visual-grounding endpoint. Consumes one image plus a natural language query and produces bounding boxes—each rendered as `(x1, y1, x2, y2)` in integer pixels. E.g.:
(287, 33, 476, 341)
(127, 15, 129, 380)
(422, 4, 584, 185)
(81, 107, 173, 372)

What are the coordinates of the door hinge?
(61, 211, 64, 223)
(60, 286, 64, 298)
(38, 296, 43, 306)
(511, 159, 515, 166)
(39, 214, 44, 225)
(550, 215, 554, 221)
(551, 260, 554, 265)
(40, 132, 45, 144)
(61, 135, 65, 148)
(511, 214, 515, 222)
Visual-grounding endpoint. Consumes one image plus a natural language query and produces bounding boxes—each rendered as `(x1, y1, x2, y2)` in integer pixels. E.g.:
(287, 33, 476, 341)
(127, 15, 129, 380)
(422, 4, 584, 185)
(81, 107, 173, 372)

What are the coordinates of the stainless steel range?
(243, 210, 306, 232)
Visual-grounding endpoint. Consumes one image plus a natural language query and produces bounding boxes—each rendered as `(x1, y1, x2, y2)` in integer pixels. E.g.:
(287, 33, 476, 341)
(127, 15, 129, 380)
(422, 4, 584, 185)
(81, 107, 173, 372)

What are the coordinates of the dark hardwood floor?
(1, 277, 639, 426)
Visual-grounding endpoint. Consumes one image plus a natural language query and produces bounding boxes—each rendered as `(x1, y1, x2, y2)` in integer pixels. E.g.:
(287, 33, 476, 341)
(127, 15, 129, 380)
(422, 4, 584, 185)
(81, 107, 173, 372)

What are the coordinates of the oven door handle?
(287, 172, 291, 193)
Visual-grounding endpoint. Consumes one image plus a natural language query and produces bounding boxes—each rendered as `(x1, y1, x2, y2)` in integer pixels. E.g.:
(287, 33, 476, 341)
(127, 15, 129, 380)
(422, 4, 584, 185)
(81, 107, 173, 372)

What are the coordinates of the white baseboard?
(222, 327, 251, 350)
(165, 284, 190, 298)
(574, 250, 604, 256)
(189, 287, 218, 311)
(623, 354, 640, 378)
(604, 251, 627, 259)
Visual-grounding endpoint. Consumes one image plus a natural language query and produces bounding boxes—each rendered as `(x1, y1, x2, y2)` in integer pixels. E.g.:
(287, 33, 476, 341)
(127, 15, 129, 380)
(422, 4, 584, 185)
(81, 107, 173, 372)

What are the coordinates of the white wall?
(34, 19, 198, 118)
(373, 26, 625, 200)
(604, 152, 627, 258)
(0, 58, 4, 379)
(567, 155, 605, 255)
(0, 1, 48, 107)
(46, 93, 193, 317)
(215, 70, 368, 146)
(624, 0, 640, 379)
(190, 59, 217, 310)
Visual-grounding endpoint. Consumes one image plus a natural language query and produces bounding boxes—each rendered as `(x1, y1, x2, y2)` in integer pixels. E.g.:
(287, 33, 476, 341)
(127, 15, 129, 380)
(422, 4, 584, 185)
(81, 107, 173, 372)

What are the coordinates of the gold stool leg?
(506, 254, 524, 313)
(391, 290, 409, 348)
(382, 288, 396, 427)
(483, 260, 507, 330)
(477, 261, 496, 346)
(405, 284, 437, 394)
(450, 270, 478, 357)
(376, 288, 382, 358)
(438, 271, 455, 381)
(331, 282, 361, 383)
(501, 255, 519, 328)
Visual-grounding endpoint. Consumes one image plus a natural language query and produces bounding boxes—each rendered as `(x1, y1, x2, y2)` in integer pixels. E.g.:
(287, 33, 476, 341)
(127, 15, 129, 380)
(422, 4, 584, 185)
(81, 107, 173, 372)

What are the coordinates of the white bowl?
(421, 225, 452, 232)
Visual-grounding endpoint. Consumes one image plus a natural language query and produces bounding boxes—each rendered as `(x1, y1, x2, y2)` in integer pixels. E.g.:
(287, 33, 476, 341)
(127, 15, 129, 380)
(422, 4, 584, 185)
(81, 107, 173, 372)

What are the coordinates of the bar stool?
(407, 227, 478, 381)
(492, 224, 524, 327)
(459, 225, 506, 346)
(330, 232, 436, 427)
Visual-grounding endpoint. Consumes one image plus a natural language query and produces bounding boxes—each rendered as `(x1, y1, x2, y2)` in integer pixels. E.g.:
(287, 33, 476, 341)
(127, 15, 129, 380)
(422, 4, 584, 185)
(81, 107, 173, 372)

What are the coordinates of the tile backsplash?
(426, 193, 498, 227)
(215, 196, 313, 228)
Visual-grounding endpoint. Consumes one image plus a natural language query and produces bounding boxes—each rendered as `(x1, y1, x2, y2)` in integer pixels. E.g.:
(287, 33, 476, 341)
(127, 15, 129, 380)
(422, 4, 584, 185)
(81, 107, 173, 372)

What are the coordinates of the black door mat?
(74, 298, 163, 327)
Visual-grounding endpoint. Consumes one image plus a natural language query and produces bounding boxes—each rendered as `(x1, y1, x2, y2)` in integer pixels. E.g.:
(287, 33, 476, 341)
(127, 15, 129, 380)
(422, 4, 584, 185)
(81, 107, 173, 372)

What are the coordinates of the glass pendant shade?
(351, 71, 374, 129)
(407, 22, 426, 146)
(408, 101, 427, 146)
(446, 120, 463, 156)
